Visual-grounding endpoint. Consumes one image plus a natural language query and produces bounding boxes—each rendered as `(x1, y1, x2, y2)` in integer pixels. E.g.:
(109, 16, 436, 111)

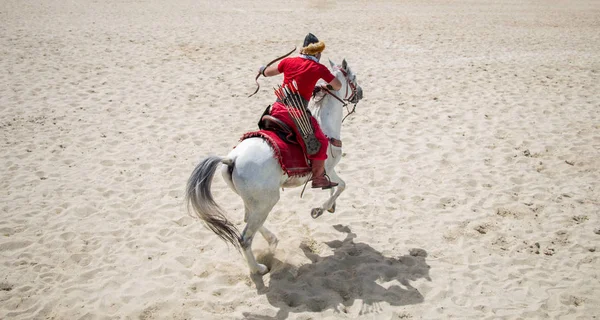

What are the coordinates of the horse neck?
(312, 93, 344, 140)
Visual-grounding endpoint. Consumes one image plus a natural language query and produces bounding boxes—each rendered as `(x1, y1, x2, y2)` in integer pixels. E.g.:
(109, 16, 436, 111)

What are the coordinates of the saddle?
(257, 106, 298, 145)
(257, 105, 342, 149)
(244, 105, 310, 177)
(240, 127, 310, 177)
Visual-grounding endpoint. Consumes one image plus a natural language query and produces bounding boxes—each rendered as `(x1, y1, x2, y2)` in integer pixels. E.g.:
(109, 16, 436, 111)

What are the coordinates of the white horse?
(186, 59, 363, 275)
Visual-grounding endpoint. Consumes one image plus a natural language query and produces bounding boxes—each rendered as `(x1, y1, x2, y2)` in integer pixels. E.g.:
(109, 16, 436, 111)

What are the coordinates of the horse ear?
(329, 59, 335, 68)
(342, 59, 348, 70)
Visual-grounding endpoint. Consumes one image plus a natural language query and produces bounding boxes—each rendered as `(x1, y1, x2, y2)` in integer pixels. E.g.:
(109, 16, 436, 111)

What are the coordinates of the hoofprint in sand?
(1, 1, 598, 319)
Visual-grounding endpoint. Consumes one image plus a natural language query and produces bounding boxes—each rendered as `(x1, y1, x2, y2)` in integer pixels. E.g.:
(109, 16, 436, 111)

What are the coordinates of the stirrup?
(311, 174, 338, 189)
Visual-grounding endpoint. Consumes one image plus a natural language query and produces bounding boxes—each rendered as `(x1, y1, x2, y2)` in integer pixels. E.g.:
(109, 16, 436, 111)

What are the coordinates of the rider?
(259, 33, 342, 189)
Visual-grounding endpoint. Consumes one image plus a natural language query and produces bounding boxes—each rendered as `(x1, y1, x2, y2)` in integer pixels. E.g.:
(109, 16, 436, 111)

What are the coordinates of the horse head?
(309, 58, 363, 144)
(329, 59, 363, 105)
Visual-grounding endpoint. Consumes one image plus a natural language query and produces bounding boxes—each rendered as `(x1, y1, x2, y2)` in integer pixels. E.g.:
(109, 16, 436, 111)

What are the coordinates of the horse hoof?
(327, 203, 336, 213)
(255, 264, 269, 275)
(311, 208, 324, 219)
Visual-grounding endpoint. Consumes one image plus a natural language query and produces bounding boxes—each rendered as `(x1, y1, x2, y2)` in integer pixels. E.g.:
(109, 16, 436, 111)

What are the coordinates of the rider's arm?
(320, 67, 342, 91)
(258, 65, 281, 77)
(326, 77, 342, 91)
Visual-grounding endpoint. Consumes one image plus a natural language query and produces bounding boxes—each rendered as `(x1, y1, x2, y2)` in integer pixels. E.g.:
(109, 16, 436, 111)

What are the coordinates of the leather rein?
(321, 67, 359, 123)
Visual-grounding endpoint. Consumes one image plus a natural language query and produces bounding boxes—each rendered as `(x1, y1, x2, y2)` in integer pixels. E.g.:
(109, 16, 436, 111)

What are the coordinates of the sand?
(1, 0, 599, 319)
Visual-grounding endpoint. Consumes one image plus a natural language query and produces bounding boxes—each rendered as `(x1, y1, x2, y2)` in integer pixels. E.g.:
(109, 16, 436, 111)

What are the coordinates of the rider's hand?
(258, 65, 266, 76)
(314, 84, 332, 95)
(312, 86, 322, 96)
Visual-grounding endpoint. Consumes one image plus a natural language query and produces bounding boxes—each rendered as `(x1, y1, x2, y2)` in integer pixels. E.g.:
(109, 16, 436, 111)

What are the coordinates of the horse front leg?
(311, 168, 345, 218)
(322, 168, 345, 212)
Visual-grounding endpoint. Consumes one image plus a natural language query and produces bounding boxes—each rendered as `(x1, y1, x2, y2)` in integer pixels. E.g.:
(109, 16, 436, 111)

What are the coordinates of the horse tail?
(185, 156, 241, 251)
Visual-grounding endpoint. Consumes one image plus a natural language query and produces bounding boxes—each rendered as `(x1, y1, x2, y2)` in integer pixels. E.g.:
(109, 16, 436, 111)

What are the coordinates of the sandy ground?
(1, 0, 599, 319)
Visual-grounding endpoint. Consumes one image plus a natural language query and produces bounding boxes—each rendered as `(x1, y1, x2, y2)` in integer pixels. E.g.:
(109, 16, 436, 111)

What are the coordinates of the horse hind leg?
(228, 140, 281, 274)
(240, 229, 268, 275)
(239, 195, 279, 275)
(259, 226, 279, 252)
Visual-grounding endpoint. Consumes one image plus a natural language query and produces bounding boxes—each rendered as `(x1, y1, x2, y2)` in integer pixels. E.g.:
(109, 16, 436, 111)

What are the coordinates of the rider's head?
(300, 33, 325, 61)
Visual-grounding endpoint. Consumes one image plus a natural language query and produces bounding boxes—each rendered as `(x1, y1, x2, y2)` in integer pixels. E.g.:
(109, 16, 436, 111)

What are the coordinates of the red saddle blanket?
(240, 130, 311, 177)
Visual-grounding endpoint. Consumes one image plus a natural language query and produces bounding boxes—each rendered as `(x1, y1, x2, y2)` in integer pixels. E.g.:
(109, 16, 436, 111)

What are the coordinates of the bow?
(248, 47, 296, 98)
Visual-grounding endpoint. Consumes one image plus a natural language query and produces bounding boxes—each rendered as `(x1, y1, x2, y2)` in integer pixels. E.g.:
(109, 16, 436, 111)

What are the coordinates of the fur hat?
(301, 33, 325, 56)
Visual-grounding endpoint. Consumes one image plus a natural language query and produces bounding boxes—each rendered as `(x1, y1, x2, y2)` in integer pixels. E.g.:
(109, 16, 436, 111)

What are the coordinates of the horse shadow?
(242, 225, 431, 319)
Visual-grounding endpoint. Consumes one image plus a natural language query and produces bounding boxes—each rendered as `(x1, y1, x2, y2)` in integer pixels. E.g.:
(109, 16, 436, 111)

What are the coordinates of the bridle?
(321, 66, 360, 122)
(337, 67, 359, 103)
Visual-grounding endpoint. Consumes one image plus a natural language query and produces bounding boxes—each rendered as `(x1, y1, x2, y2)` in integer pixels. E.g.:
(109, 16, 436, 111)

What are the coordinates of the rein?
(248, 47, 297, 98)
(321, 67, 359, 123)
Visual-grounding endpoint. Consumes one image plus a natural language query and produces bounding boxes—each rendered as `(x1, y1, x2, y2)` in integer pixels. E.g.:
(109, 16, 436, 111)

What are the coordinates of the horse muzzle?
(349, 86, 363, 104)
